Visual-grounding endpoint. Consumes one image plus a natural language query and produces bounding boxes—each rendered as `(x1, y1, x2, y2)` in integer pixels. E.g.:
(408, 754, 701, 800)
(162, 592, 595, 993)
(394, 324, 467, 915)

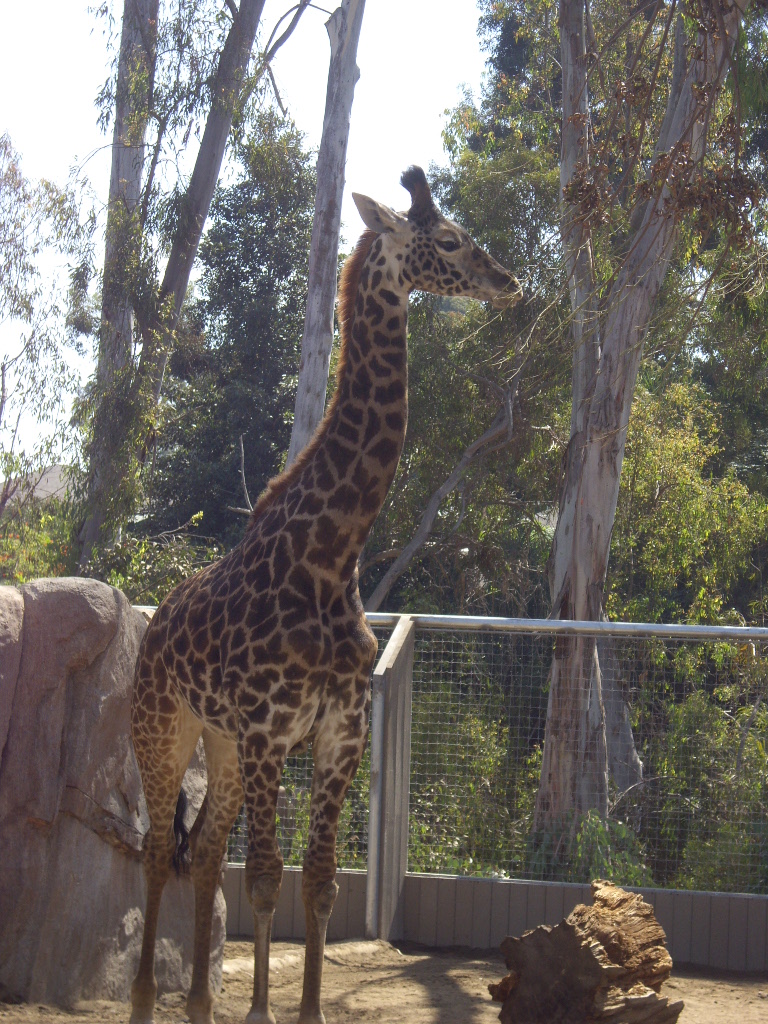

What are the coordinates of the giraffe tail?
(172, 787, 191, 875)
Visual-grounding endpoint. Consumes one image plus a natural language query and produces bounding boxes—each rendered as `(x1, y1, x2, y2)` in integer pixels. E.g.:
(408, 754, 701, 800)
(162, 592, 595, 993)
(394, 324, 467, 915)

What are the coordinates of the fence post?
(365, 615, 414, 940)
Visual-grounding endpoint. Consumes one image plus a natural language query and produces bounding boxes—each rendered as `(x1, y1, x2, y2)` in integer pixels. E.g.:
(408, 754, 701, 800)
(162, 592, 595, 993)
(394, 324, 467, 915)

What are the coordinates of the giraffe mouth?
(492, 284, 524, 310)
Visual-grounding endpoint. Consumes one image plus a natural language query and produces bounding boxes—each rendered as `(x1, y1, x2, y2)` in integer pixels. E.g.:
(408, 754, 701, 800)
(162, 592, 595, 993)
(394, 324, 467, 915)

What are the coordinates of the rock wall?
(0, 578, 226, 1006)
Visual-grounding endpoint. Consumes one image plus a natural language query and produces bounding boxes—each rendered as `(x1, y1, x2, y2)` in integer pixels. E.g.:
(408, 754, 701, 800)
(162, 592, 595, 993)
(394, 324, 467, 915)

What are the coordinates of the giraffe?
(128, 165, 522, 1024)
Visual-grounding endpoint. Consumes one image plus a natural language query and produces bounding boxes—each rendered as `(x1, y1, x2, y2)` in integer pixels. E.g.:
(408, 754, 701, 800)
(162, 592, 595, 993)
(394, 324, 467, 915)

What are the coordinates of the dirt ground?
(2, 939, 766, 1023)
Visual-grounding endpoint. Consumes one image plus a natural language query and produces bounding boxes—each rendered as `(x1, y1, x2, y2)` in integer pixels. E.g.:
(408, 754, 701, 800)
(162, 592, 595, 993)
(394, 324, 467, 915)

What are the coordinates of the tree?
(535, 0, 759, 830)
(0, 133, 91, 519)
(96, 0, 159, 400)
(436, 0, 765, 834)
(81, 0, 159, 553)
(78, 0, 312, 564)
(145, 110, 316, 544)
(285, 0, 366, 466)
(608, 379, 768, 625)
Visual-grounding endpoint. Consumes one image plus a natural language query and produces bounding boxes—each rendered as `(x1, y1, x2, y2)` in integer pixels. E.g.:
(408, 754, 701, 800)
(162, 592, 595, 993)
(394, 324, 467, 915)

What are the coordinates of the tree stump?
(488, 881, 684, 1023)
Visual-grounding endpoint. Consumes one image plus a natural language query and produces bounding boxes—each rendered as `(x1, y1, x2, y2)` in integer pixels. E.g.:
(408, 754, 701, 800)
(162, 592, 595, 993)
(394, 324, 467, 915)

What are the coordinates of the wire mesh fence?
(227, 622, 393, 869)
(409, 627, 768, 893)
(227, 619, 768, 896)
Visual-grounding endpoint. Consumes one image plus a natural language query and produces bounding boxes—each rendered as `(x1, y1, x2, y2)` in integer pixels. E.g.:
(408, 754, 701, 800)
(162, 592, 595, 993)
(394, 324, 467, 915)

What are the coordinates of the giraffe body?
(129, 167, 521, 1024)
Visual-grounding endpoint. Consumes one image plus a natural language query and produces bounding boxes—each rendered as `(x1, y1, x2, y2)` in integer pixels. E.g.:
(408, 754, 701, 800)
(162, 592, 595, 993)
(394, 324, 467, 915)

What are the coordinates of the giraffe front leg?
(238, 729, 286, 1024)
(298, 700, 368, 1024)
(246, 874, 282, 1024)
(298, 875, 338, 1024)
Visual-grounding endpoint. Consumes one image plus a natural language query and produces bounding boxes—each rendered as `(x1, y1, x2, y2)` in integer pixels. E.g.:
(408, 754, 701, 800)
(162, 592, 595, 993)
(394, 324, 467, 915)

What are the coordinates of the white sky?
(0, 0, 488, 446)
(0, 0, 487, 222)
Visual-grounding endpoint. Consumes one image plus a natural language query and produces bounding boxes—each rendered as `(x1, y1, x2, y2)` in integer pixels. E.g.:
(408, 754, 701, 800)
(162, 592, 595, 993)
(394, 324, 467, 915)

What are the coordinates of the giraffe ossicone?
(128, 166, 521, 1024)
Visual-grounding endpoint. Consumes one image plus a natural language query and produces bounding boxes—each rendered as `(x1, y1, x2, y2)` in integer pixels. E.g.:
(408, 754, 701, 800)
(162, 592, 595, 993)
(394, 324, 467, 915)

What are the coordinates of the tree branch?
(559, 0, 599, 435)
(583, 0, 605, 95)
(655, 13, 688, 159)
(266, 64, 287, 115)
(364, 383, 519, 612)
(0, 361, 6, 427)
(713, 0, 742, 166)
(286, 0, 367, 466)
(136, 0, 265, 402)
(358, 547, 402, 576)
(262, 1, 311, 65)
(237, 0, 312, 112)
(238, 433, 253, 511)
(139, 111, 169, 231)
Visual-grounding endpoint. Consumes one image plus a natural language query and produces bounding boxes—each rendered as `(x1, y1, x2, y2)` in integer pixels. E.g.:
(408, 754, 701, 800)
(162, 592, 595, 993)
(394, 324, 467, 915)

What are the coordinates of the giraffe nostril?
(489, 268, 516, 291)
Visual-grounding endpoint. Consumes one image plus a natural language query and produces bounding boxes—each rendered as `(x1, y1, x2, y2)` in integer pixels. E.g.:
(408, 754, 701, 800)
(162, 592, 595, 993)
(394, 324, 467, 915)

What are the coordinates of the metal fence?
(228, 616, 768, 897)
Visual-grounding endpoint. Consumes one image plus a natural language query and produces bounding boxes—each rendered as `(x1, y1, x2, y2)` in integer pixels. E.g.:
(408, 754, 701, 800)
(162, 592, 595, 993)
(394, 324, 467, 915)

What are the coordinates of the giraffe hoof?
(245, 1010, 277, 1024)
(186, 992, 215, 1024)
(186, 1011, 215, 1024)
(129, 996, 156, 1024)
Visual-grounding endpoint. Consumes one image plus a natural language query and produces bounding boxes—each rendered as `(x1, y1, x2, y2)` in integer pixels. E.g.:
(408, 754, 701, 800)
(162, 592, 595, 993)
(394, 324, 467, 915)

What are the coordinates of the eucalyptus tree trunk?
(286, 0, 366, 467)
(79, 0, 159, 564)
(599, 630, 644, 793)
(534, 0, 744, 831)
(99, 0, 159, 388)
(79, 0, 267, 566)
(142, 0, 267, 403)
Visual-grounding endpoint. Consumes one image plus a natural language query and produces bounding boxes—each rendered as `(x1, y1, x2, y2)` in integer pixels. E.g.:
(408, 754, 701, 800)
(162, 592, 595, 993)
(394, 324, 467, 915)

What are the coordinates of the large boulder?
(0, 578, 226, 1006)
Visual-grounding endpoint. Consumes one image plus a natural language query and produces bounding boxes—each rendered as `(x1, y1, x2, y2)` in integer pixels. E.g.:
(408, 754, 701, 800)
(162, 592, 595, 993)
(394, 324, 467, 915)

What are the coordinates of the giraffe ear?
(352, 193, 407, 234)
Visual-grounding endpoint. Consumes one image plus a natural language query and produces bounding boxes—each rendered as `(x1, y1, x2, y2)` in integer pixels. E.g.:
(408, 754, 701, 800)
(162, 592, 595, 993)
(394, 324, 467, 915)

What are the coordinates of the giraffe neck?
(322, 233, 409, 541)
(247, 231, 409, 585)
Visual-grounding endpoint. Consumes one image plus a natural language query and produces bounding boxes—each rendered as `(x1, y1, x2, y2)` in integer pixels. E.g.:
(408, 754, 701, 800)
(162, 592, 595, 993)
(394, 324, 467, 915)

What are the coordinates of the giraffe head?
(351, 166, 523, 309)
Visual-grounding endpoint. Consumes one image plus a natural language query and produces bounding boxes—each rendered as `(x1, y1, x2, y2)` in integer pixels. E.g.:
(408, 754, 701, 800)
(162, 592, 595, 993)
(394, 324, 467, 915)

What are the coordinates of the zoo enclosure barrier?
(220, 612, 768, 968)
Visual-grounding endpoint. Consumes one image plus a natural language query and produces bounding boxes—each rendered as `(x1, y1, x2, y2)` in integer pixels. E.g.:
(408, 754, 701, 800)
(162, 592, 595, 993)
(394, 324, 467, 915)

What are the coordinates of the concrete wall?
(224, 866, 366, 942)
(224, 865, 768, 972)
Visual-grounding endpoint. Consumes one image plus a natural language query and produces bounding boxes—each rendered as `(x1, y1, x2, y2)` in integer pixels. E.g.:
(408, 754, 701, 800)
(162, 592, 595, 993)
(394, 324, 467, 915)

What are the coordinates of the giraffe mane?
(248, 229, 379, 526)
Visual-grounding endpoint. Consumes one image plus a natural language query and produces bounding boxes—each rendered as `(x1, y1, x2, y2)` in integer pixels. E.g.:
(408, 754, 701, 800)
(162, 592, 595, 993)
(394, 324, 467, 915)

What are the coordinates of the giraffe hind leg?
(298, 687, 370, 1024)
(184, 728, 243, 1024)
(130, 676, 202, 1024)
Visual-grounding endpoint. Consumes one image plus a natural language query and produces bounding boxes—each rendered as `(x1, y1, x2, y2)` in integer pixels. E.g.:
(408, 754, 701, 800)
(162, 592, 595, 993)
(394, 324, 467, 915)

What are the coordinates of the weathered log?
(489, 881, 684, 1023)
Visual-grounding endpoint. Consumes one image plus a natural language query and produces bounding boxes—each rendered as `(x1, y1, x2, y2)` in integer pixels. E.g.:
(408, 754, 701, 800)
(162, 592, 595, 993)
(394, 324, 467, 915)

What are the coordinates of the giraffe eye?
(436, 237, 461, 253)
